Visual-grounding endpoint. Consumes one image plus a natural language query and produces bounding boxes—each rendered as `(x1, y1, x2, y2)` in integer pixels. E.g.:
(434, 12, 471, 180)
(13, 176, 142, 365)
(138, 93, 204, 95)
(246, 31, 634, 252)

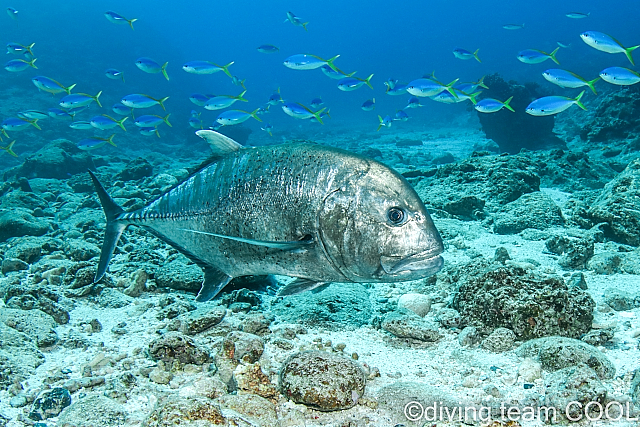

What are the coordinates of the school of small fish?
(1, 7, 639, 156)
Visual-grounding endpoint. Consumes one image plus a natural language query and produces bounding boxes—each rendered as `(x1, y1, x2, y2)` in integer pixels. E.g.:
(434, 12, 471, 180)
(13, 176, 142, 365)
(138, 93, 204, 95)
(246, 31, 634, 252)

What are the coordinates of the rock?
(545, 235, 595, 268)
(587, 158, 640, 246)
(96, 288, 133, 309)
(271, 283, 372, 330)
(149, 368, 173, 385)
(603, 287, 635, 311)
(154, 260, 203, 293)
(233, 363, 278, 401)
(442, 195, 485, 220)
(114, 157, 153, 181)
(3, 283, 71, 324)
(581, 329, 614, 346)
(481, 327, 516, 352)
(144, 397, 225, 426)
(631, 369, 640, 407)
(279, 351, 366, 411)
(543, 365, 607, 422)
(567, 272, 588, 290)
(452, 263, 594, 339)
(122, 269, 147, 297)
(177, 307, 226, 335)
(240, 312, 275, 335)
(149, 173, 178, 192)
(588, 252, 623, 274)
(398, 293, 431, 317)
(516, 336, 615, 380)
(62, 240, 100, 262)
(580, 88, 640, 143)
(16, 139, 94, 179)
(493, 192, 565, 234)
(458, 326, 480, 347)
(518, 358, 542, 382)
(1, 258, 29, 274)
(221, 331, 264, 363)
(0, 308, 58, 347)
(214, 393, 279, 426)
(0, 208, 50, 242)
(494, 247, 511, 264)
(148, 332, 212, 366)
(56, 395, 127, 427)
(0, 190, 48, 211)
(4, 236, 49, 263)
(28, 387, 71, 421)
(0, 323, 45, 389)
(381, 311, 442, 342)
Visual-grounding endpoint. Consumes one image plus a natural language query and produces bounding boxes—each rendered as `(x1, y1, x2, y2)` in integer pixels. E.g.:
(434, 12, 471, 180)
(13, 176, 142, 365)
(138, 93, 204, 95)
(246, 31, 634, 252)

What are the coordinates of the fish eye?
(387, 206, 406, 225)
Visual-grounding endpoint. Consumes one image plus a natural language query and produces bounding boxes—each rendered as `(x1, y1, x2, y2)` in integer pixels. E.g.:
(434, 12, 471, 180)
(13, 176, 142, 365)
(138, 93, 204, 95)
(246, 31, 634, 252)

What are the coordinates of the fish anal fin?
(195, 266, 233, 302)
(278, 278, 328, 296)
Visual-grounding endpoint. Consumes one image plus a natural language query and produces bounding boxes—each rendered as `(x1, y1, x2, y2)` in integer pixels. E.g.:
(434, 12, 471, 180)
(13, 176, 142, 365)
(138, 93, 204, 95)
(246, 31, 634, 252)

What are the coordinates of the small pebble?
(9, 394, 28, 408)
(523, 383, 534, 389)
(334, 343, 346, 352)
(351, 352, 358, 360)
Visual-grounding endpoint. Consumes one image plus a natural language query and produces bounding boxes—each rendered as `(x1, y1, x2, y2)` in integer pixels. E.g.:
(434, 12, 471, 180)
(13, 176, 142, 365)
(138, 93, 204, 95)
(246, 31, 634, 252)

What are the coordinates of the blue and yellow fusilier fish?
(89, 130, 444, 300)
(285, 11, 308, 31)
(104, 11, 137, 30)
(517, 48, 560, 64)
(182, 61, 234, 78)
(90, 115, 128, 131)
(204, 91, 248, 111)
(267, 88, 284, 105)
(407, 78, 458, 97)
(134, 114, 172, 128)
(70, 121, 94, 130)
(4, 58, 37, 72)
(526, 91, 586, 116)
(6, 42, 35, 55)
(18, 110, 49, 120)
(78, 135, 117, 150)
(475, 97, 515, 113)
(284, 54, 340, 72)
(140, 127, 160, 137)
(320, 64, 355, 80)
(453, 48, 481, 62)
(105, 68, 125, 83)
(337, 74, 374, 91)
(257, 45, 280, 54)
(136, 57, 169, 81)
(32, 76, 76, 95)
(59, 92, 102, 109)
(261, 123, 274, 136)
(112, 104, 133, 116)
(405, 97, 421, 109)
(542, 69, 599, 94)
(580, 31, 639, 65)
(189, 93, 212, 106)
(215, 109, 262, 126)
(599, 67, 640, 86)
(281, 102, 326, 124)
(6, 7, 18, 20)
(377, 115, 393, 131)
(361, 99, 375, 111)
(394, 110, 409, 121)
(121, 94, 169, 110)
(2, 117, 41, 131)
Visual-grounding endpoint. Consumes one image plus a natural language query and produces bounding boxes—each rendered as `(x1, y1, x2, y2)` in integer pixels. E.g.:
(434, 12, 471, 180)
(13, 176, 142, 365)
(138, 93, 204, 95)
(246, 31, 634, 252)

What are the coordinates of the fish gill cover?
(1, 0, 640, 426)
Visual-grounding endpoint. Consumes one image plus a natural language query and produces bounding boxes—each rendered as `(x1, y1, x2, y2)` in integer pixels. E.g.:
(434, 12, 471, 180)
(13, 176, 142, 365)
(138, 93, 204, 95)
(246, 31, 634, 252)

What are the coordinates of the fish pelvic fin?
(587, 77, 599, 95)
(473, 48, 481, 63)
(161, 62, 169, 81)
(65, 83, 77, 95)
(0, 140, 17, 157)
(117, 117, 128, 131)
(313, 107, 326, 125)
(625, 45, 639, 66)
(158, 96, 169, 110)
(195, 266, 233, 302)
(94, 90, 103, 107)
(88, 170, 128, 283)
(163, 113, 172, 127)
(549, 47, 560, 65)
(364, 74, 374, 89)
(128, 18, 137, 30)
(326, 54, 340, 73)
(574, 90, 587, 110)
(503, 96, 515, 112)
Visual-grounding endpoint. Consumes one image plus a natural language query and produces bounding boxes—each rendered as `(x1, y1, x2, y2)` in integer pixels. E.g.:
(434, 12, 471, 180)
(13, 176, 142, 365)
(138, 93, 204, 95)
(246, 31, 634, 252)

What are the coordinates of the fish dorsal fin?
(278, 278, 329, 296)
(195, 265, 233, 302)
(196, 130, 244, 155)
(178, 229, 314, 250)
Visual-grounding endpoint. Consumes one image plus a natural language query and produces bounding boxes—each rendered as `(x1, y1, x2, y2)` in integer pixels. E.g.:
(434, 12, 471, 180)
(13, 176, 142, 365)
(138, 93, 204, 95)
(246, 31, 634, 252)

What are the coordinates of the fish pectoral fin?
(196, 129, 244, 155)
(178, 229, 314, 250)
(278, 278, 329, 296)
(195, 265, 233, 302)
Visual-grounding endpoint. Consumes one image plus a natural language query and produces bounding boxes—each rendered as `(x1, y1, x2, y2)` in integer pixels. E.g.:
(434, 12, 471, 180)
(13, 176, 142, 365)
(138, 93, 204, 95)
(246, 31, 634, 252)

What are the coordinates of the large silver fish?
(90, 130, 444, 300)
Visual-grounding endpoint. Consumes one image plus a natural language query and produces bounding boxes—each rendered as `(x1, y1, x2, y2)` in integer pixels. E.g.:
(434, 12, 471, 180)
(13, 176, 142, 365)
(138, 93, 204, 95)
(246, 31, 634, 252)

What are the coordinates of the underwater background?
(1, 0, 640, 426)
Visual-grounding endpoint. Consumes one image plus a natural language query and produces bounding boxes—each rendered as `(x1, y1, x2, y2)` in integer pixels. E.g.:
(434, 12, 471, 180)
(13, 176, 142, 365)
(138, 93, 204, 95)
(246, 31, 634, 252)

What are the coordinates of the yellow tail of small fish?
(161, 62, 169, 81)
(128, 18, 137, 30)
(0, 140, 17, 157)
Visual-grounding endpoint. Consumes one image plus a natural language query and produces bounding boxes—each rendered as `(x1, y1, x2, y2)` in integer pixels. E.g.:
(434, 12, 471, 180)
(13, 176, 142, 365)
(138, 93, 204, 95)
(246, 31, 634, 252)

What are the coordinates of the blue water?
(1, 0, 639, 159)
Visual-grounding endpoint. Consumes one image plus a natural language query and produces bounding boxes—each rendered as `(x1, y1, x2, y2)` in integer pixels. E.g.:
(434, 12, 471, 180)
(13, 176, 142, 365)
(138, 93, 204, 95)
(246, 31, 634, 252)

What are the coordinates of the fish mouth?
(380, 249, 444, 276)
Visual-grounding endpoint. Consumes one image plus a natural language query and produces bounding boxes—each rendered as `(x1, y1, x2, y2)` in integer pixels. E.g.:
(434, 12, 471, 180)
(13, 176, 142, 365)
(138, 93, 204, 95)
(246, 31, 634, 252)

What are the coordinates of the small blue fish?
(557, 41, 572, 49)
(140, 127, 160, 137)
(581, 31, 639, 65)
(361, 99, 375, 111)
(6, 42, 35, 55)
(257, 45, 279, 54)
(2, 117, 41, 131)
(78, 134, 117, 150)
(320, 64, 355, 80)
(136, 57, 169, 81)
(134, 114, 172, 128)
(405, 97, 421, 109)
(566, 12, 589, 19)
(310, 98, 324, 108)
(112, 104, 133, 116)
(7, 7, 18, 20)
(261, 123, 274, 136)
(282, 103, 326, 123)
(104, 11, 137, 30)
(121, 94, 169, 110)
(526, 91, 586, 116)
(0, 140, 17, 157)
(256, 104, 271, 115)
(285, 12, 308, 31)
(600, 67, 640, 86)
(386, 83, 408, 96)
(284, 54, 339, 71)
(231, 75, 246, 89)
(190, 110, 201, 118)
(188, 117, 203, 130)
(377, 115, 392, 131)
(105, 68, 125, 83)
(182, 61, 234, 78)
(517, 48, 560, 65)
(90, 115, 128, 131)
(215, 109, 262, 126)
(338, 74, 374, 91)
(17, 110, 49, 120)
(454, 77, 488, 93)
(48, 108, 72, 119)
(542, 69, 599, 94)
(267, 88, 283, 105)
(4, 58, 37, 72)
(32, 76, 76, 94)
(189, 93, 211, 106)
(60, 91, 102, 109)
(407, 78, 458, 97)
(204, 91, 248, 111)
(503, 23, 524, 30)
(453, 48, 481, 62)
(475, 97, 515, 113)
(66, 105, 89, 117)
(394, 110, 409, 121)
(69, 121, 94, 130)
(310, 109, 330, 124)
(432, 89, 480, 104)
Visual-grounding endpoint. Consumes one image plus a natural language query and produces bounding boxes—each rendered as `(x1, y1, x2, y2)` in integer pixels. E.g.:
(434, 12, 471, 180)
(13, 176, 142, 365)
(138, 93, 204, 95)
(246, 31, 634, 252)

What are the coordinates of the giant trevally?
(90, 131, 445, 300)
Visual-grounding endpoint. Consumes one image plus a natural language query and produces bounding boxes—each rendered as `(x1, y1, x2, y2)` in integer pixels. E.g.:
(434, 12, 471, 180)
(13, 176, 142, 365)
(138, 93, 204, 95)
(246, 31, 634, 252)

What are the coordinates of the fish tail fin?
(574, 90, 587, 110)
(128, 18, 137, 30)
(376, 115, 383, 132)
(347, 70, 357, 77)
(365, 74, 374, 89)
(324, 108, 331, 119)
(313, 107, 326, 125)
(163, 113, 172, 127)
(326, 55, 340, 73)
(625, 45, 639, 66)
(121, 73, 125, 83)
(587, 77, 599, 95)
(117, 117, 128, 131)
(29, 58, 37, 69)
(250, 109, 263, 122)
(161, 62, 169, 81)
(29, 118, 41, 130)
(302, 22, 309, 31)
(473, 49, 481, 63)
(0, 140, 18, 157)
(477, 75, 488, 89)
(94, 90, 103, 107)
(158, 96, 169, 111)
(468, 91, 481, 105)
(237, 90, 248, 102)
(155, 129, 160, 138)
(446, 79, 460, 98)
(106, 134, 117, 147)
(239, 79, 246, 89)
(221, 61, 234, 78)
(88, 170, 128, 283)
(27, 42, 35, 55)
(549, 47, 560, 65)
(503, 96, 515, 112)
(65, 83, 77, 95)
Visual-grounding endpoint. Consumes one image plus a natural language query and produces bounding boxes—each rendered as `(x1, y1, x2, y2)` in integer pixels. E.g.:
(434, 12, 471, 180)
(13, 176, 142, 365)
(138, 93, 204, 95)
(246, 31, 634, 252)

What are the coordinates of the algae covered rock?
(0, 208, 50, 242)
(493, 191, 565, 234)
(28, 387, 71, 421)
(279, 350, 366, 411)
(543, 365, 607, 422)
(381, 310, 442, 342)
(451, 264, 594, 339)
(15, 139, 93, 179)
(148, 332, 212, 366)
